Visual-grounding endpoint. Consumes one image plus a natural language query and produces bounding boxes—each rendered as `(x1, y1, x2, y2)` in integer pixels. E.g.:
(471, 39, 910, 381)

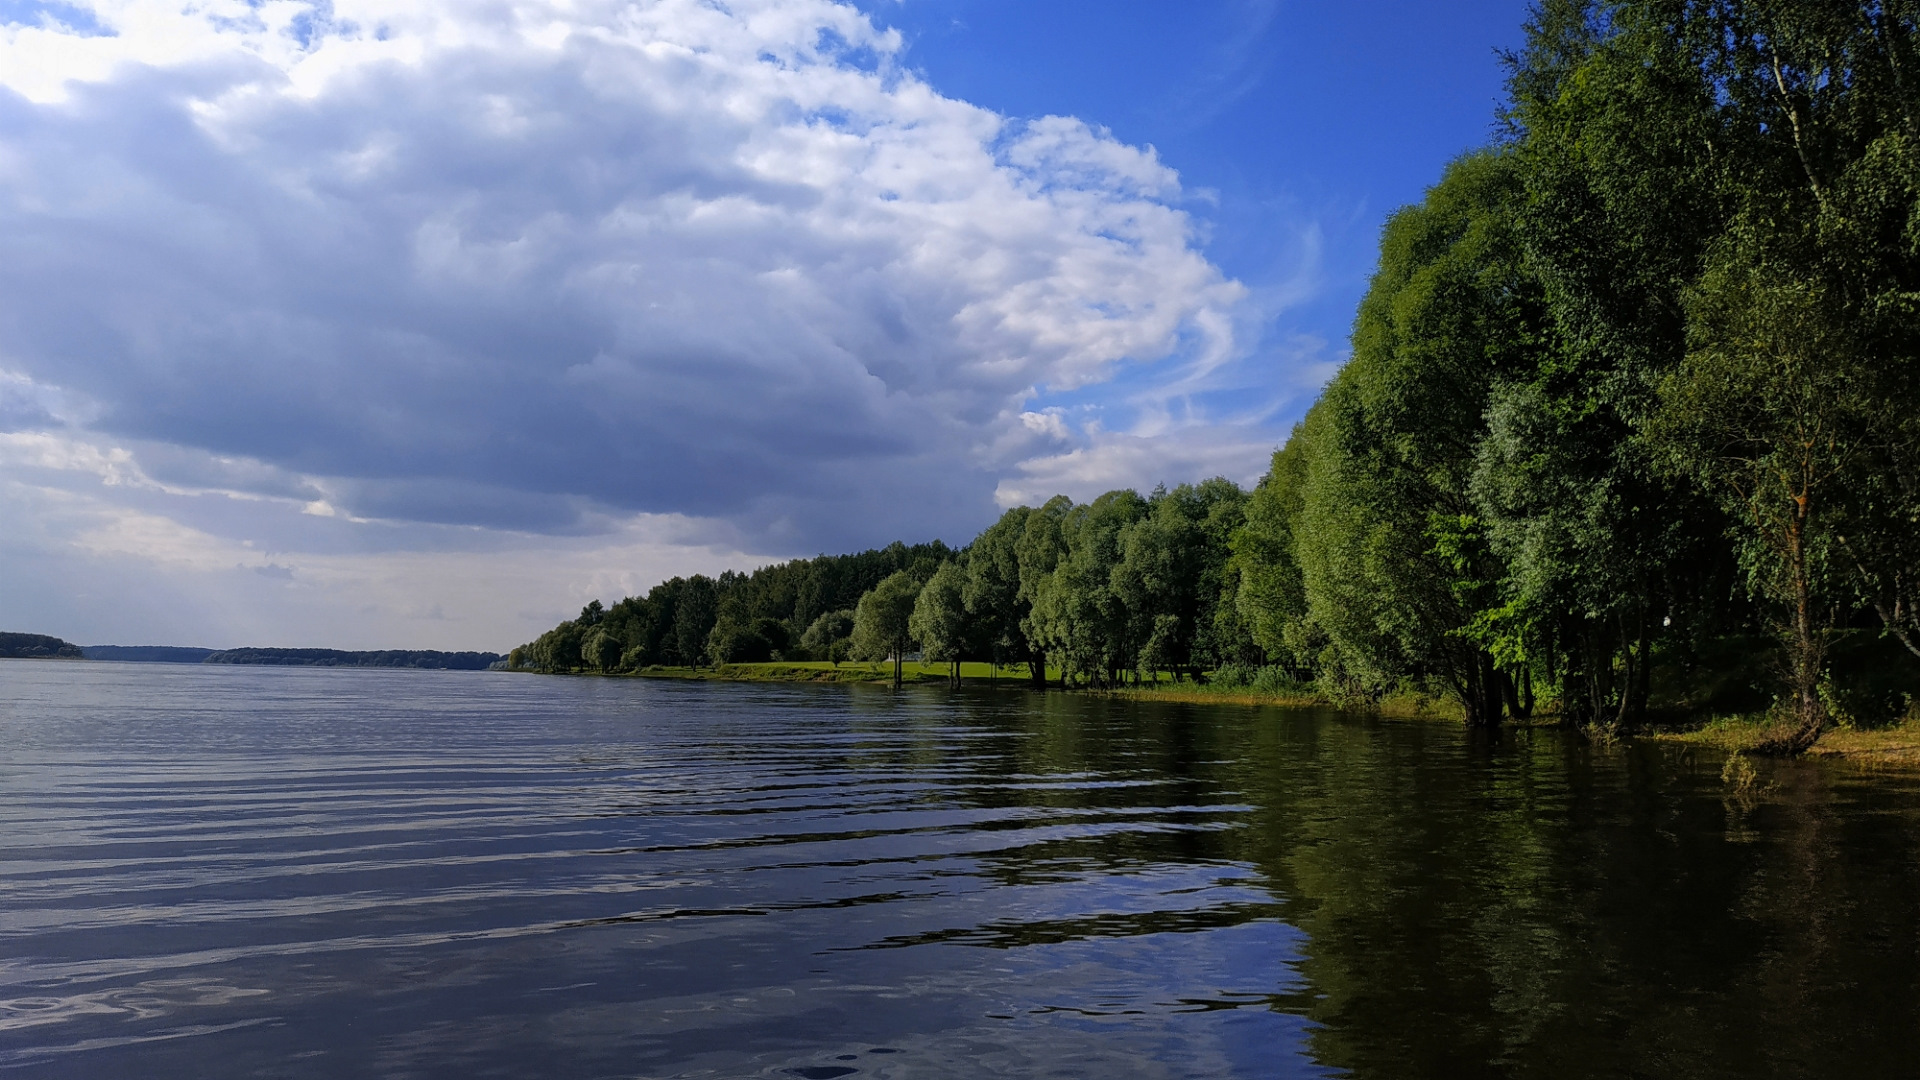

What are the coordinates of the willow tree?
(910, 561, 970, 687)
(1657, 255, 1888, 750)
(1295, 150, 1545, 726)
(1482, 0, 1737, 728)
(1026, 491, 1147, 687)
(1649, 0, 1920, 749)
(964, 506, 1050, 687)
(853, 571, 922, 687)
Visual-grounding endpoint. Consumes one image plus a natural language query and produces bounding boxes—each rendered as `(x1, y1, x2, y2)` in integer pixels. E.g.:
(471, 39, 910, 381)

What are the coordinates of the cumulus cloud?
(0, 0, 1311, 647)
(0, 0, 1250, 534)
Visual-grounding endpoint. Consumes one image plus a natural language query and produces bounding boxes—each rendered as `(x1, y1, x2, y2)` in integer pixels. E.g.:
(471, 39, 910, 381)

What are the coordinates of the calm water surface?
(1, 661, 1918, 1078)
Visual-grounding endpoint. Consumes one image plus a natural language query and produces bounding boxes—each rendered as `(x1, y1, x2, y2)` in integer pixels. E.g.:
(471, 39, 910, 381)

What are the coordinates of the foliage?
(0, 632, 84, 659)
(508, 0, 1920, 756)
(853, 570, 922, 686)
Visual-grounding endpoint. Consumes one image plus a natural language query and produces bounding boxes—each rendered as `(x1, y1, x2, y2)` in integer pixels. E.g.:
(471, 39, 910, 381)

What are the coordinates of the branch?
(1770, 49, 1827, 202)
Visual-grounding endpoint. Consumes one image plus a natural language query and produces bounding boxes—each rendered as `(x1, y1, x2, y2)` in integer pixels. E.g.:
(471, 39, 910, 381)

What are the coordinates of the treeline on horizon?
(518, 0, 1920, 753)
(0, 632, 84, 660)
(1, 640, 504, 669)
(199, 648, 504, 669)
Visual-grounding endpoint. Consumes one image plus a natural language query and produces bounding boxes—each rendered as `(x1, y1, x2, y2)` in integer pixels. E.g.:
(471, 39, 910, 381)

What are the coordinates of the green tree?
(910, 561, 971, 687)
(1491, 0, 1735, 728)
(800, 609, 856, 664)
(672, 576, 719, 668)
(1015, 497, 1074, 686)
(853, 571, 922, 687)
(964, 506, 1051, 687)
(1655, 248, 1899, 750)
(1296, 151, 1544, 726)
(1025, 491, 1148, 686)
(583, 626, 622, 673)
(1234, 433, 1324, 679)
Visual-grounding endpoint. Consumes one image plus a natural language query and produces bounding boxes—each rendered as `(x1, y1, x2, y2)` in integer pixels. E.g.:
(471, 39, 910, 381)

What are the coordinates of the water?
(1, 663, 1917, 1078)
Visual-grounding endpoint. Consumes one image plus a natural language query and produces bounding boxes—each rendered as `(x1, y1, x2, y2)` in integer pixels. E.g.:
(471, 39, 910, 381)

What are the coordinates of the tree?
(1235, 433, 1323, 679)
(1655, 248, 1896, 752)
(1646, 0, 1920, 749)
(672, 576, 719, 668)
(1294, 151, 1543, 726)
(706, 616, 783, 665)
(1027, 490, 1147, 687)
(964, 507, 1050, 687)
(1015, 497, 1073, 687)
(583, 627, 622, 673)
(853, 571, 922, 687)
(1491, 0, 1735, 729)
(800, 609, 856, 664)
(910, 561, 971, 687)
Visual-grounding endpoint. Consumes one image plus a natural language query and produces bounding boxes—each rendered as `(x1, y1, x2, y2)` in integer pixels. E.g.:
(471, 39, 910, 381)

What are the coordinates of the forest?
(515, 0, 1920, 754)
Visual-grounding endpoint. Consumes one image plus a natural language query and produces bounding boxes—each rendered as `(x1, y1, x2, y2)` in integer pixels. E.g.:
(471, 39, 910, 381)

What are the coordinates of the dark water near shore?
(2, 662, 1919, 1078)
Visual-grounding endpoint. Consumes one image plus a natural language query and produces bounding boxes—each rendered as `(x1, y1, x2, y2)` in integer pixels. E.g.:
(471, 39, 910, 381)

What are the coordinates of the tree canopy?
(512, 0, 1920, 753)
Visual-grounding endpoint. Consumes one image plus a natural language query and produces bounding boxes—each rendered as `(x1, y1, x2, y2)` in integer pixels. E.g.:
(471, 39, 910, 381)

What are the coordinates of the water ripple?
(0, 664, 1319, 1078)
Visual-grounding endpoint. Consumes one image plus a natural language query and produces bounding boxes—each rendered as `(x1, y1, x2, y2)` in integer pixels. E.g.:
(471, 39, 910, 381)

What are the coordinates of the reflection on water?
(1, 662, 1917, 1078)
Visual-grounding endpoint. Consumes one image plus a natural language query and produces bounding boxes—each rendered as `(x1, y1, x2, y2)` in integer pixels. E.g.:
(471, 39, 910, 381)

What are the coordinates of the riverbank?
(566, 661, 1920, 767)
(626, 661, 1451, 718)
(1645, 713, 1920, 766)
(631, 660, 1025, 685)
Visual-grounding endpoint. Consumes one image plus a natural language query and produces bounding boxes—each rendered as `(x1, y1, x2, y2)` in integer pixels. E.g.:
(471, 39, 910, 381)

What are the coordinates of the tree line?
(509, 481, 1261, 690)
(517, 0, 1920, 753)
(1248, 0, 1920, 750)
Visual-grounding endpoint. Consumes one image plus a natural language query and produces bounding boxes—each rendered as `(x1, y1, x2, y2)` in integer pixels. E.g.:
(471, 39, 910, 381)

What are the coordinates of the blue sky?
(855, 0, 1530, 420)
(0, 0, 1531, 649)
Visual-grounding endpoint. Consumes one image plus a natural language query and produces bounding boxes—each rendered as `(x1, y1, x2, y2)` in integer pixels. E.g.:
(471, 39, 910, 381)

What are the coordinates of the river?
(1, 660, 1916, 1078)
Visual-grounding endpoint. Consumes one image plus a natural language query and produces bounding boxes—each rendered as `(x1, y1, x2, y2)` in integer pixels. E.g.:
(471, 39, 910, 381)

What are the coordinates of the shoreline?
(536, 661, 1920, 768)
(1643, 719, 1920, 767)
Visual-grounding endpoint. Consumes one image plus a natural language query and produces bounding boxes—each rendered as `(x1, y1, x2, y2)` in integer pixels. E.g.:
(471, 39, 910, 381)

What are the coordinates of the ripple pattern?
(0, 663, 1321, 1079)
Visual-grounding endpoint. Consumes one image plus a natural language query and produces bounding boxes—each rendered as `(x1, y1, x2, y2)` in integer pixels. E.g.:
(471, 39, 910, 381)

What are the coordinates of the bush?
(1251, 666, 1308, 695)
(1212, 663, 1255, 688)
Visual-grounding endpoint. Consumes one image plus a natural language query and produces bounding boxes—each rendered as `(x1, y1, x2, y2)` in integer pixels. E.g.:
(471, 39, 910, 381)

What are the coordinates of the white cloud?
(993, 427, 1277, 510)
(0, 0, 1307, 647)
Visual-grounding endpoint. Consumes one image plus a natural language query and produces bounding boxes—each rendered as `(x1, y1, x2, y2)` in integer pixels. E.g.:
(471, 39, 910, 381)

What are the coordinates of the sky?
(0, 0, 1529, 651)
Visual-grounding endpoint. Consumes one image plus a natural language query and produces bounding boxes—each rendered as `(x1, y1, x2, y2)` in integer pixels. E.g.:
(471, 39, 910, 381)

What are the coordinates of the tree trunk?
(1783, 506, 1825, 752)
(1757, 502, 1827, 755)
(1613, 608, 1651, 733)
(1028, 647, 1049, 690)
(1500, 668, 1534, 721)
(1461, 651, 1503, 729)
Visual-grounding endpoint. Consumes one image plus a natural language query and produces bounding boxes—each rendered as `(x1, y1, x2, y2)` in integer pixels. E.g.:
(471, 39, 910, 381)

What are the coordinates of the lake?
(1, 661, 1917, 1078)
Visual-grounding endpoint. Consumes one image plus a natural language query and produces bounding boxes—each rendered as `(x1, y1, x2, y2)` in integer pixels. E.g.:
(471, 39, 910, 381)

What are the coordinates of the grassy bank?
(570, 655, 1920, 767)
(1645, 712, 1920, 766)
(625, 660, 1440, 713)
(631, 660, 1042, 685)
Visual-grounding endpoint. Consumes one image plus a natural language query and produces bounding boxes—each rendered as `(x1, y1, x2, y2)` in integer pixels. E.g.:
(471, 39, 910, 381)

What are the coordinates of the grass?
(1646, 709, 1920, 765)
(556, 642, 1920, 766)
(631, 660, 1039, 685)
(627, 660, 1376, 710)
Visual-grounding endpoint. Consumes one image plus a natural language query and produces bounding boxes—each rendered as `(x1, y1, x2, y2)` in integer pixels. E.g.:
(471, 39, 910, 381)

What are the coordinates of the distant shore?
(2, 634, 501, 669)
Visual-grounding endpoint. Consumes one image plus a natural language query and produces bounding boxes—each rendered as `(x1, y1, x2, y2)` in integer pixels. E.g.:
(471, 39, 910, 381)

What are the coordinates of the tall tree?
(853, 571, 922, 687)
(1295, 151, 1544, 726)
(965, 507, 1050, 687)
(910, 561, 971, 687)
(1234, 433, 1323, 679)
